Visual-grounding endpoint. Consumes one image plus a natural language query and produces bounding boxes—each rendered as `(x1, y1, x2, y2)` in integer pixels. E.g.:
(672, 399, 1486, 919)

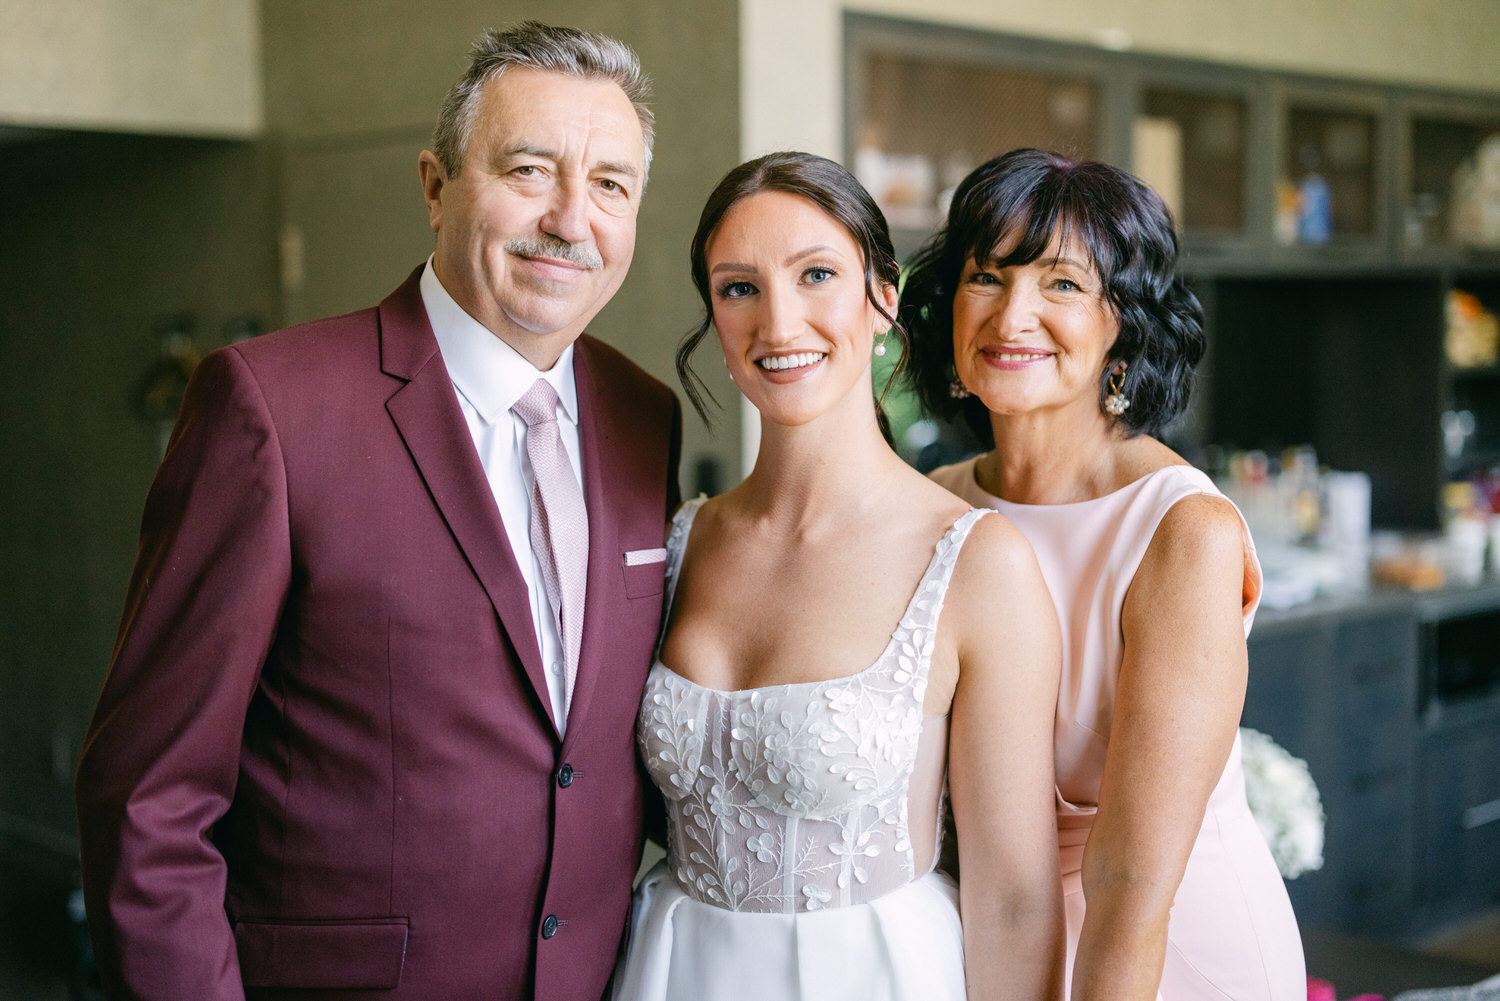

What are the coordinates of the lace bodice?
(638, 499, 988, 914)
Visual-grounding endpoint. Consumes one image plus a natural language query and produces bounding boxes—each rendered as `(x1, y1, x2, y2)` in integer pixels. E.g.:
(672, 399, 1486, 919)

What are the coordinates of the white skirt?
(611, 861, 966, 1001)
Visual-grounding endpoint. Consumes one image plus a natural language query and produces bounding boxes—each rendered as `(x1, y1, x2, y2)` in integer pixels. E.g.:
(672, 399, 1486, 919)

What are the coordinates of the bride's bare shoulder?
(942, 509, 1053, 632)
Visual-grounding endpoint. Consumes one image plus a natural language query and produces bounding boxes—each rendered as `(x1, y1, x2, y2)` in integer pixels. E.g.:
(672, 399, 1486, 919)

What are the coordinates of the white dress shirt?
(420, 258, 583, 736)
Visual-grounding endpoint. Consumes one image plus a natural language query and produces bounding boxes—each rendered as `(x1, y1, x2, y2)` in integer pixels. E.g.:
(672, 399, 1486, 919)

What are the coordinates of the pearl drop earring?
(1104, 364, 1131, 416)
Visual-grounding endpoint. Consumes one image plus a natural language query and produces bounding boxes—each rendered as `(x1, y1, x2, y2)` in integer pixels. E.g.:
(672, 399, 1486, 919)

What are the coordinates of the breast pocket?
(234, 917, 408, 989)
(622, 547, 667, 599)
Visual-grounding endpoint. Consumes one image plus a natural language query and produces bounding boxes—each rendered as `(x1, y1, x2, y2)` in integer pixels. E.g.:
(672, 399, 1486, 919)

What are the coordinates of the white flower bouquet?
(1239, 727, 1325, 879)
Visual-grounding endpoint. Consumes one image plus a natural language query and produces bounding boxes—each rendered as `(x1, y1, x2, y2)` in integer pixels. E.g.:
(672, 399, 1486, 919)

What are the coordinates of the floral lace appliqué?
(638, 500, 987, 914)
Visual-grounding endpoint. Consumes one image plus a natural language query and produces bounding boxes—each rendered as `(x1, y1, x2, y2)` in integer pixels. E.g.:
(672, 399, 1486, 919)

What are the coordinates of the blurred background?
(4, 1, 1500, 997)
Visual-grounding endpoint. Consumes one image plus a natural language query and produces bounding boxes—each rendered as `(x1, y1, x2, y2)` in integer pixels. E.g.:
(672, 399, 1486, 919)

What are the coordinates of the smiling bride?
(609, 151, 1065, 1001)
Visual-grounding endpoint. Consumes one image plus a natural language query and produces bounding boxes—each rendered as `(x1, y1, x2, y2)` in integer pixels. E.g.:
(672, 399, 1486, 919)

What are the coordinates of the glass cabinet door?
(1278, 100, 1382, 246)
(850, 49, 1098, 242)
(1405, 103, 1500, 255)
(1134, 86, 1250, 237)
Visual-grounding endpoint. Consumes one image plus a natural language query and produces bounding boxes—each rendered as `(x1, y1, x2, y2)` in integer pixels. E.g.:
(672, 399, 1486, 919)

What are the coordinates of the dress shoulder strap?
(894, 506, 992, 646)
(1115, 465, 1263, 629)
(660, 496, 707, 636)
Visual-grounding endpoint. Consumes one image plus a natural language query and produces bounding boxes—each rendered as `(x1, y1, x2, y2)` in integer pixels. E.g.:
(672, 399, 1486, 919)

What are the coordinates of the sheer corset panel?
(638, 499, 986, 914)
(908, 717, 950, 881)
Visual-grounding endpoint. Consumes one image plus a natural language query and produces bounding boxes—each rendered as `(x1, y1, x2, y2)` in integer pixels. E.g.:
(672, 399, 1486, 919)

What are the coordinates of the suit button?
(541, 914, 559, 939)
(557, 763, 574, 788)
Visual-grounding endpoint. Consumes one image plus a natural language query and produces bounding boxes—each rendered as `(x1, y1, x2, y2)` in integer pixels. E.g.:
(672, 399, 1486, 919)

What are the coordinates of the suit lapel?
(378, 267, 558, 734)
(563, 336, 624, 742)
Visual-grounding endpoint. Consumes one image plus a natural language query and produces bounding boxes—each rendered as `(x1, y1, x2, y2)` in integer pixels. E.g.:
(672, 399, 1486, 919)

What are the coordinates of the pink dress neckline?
(953, 459, 1196, 510)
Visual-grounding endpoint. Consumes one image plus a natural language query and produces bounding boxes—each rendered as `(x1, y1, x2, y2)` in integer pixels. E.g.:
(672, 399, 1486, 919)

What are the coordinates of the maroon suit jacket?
(75, 266, 682, 1001)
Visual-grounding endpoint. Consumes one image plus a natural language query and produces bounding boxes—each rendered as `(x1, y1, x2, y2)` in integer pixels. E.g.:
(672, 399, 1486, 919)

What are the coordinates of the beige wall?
(262, 0, 742, 491)
(860, 0, 1500, 92)
(0, 0, 261, 135)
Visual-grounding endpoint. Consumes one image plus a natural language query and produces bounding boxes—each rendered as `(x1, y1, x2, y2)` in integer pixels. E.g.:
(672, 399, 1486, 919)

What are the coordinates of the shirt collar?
(419, 256, 579, 427)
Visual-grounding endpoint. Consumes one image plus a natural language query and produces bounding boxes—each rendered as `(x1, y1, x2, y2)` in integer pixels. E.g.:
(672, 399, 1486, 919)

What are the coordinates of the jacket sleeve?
(76, 345, 292, 1001)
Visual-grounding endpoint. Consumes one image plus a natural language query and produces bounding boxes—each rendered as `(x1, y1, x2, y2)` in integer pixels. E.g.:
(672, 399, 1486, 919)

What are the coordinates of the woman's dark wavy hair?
(677, 151, 905, 424)
(901, 147, 1204, 442)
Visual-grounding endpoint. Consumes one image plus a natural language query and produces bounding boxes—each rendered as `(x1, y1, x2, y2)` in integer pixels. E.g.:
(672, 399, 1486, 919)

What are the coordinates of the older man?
(76, 22, 680, 1001)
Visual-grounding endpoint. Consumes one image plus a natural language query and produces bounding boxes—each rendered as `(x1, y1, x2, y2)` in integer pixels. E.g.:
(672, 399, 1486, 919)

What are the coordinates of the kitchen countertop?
(1253, 574, 1500, 638)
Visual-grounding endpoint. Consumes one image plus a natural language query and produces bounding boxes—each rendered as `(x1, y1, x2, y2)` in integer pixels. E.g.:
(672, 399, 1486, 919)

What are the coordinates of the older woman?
(611, 151, 1064, 1001)
(904, 148, 1304, 1001)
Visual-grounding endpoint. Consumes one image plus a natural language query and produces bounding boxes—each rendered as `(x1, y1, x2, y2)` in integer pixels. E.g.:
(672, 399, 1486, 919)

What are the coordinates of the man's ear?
(418, 150, 447, 232)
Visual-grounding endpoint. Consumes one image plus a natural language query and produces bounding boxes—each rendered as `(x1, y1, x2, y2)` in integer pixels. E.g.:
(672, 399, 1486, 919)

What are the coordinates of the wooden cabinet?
(1205, 274, 1447, 529)
(1448, 362, 1500, 477)
(1324, 614, 1418, 932)
(1241, 620, 1339, 928)
(1441, 275, 1500, 481)
(1245, 585, 1500, 938)
(844, 14, 1442, 268)
(1134, 77, 1255, 250)
(1245, 611, 1418, 936)
(845, 24, 1109, 252)
(1399, 95, 1500, 262)
(1418, 717, 1500, 920)
(1267, 83, 1392, 265)
(846, 12, 1500, 529)
(1415, 595, 1500, 921)
(845, 4, 1500, 944)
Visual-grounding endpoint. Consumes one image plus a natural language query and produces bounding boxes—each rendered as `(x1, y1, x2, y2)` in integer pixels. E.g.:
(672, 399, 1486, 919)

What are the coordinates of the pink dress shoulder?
(930, 458, 1305, 1001)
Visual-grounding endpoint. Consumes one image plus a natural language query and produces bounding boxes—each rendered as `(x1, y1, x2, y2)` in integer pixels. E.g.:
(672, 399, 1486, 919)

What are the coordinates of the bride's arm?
(944, 514, 1065, 1001)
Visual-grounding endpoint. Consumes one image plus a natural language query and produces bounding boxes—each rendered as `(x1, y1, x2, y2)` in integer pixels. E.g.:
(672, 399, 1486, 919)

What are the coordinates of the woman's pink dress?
(930, 459, 1305, 1001)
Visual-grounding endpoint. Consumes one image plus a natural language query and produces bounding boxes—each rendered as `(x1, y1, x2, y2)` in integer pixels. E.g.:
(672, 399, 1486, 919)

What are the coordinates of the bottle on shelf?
(1296, 144, 1333, 245)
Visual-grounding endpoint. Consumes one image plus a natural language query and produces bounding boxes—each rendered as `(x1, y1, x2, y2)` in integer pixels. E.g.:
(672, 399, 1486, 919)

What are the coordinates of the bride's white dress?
(611, 498, 987, 1001)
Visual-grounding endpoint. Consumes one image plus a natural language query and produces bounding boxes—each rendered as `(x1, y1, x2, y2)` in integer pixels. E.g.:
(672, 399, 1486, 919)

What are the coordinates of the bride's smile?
(704, 189, 896, 428)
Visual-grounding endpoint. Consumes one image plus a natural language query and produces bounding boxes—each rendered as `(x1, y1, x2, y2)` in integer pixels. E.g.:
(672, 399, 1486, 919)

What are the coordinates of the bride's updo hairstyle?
(901, 147, 1205, 442)
(677, 151, 904, 423)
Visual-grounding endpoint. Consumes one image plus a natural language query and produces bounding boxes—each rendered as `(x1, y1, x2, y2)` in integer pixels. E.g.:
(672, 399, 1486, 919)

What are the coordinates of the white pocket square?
(624, 548, 667, 566)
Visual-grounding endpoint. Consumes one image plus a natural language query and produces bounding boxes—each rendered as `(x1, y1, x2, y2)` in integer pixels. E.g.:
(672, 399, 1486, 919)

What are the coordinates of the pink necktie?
(512, 378, 589, 721)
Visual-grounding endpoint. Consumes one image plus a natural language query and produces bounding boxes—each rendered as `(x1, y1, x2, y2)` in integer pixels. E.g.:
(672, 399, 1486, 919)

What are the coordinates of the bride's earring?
(873, 326, 889, 357)
(1104, 363, 1131, 416)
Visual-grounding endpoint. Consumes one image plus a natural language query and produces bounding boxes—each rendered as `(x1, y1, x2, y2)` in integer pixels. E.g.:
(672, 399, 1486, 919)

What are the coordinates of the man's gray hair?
(432, 22, 654, 181)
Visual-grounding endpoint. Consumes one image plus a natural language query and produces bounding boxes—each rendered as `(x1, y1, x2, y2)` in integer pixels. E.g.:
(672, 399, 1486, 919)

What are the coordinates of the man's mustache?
(505, 235, 603, 271)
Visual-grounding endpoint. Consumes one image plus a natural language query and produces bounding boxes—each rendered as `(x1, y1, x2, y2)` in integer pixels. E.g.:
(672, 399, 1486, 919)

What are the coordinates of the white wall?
(0, 0, 261, 136)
